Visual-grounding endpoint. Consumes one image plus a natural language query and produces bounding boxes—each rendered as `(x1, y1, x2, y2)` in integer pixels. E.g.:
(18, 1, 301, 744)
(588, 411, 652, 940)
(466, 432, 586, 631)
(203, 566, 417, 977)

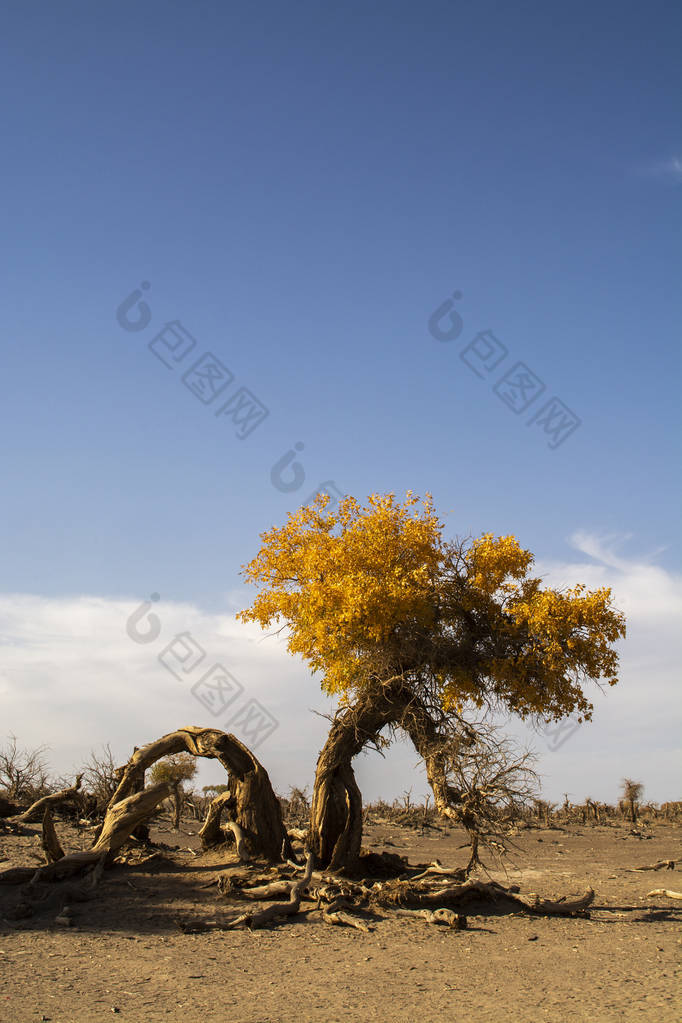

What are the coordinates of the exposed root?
(646, 889, 682, 900)
(226, 852, 315, 929)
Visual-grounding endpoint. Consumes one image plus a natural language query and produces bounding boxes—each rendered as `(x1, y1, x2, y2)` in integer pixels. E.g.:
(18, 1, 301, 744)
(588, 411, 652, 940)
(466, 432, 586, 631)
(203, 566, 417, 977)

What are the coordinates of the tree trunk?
(108, 727, 290, 862)
(199, 790, 233, 850)
(309, 681, 410, 870)
(172, 783, 182, 829)
(309, 681, 474, 872)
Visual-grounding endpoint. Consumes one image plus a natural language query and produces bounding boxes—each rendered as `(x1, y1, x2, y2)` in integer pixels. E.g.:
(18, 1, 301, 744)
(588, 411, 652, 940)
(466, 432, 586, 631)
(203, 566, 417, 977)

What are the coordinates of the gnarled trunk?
(309, 680, 423, 870)
(309, 681, 469, 871)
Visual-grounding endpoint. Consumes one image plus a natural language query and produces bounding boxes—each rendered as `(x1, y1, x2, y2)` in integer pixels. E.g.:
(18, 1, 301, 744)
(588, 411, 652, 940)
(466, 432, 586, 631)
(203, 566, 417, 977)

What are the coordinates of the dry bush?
(437, 721, 540, 870)
(621, 778, 644, 823)
(150, 753, 198, 828)
(0, 735, 51, 804)
(81, 744, 119, 814)
(279, 786, 311, 826)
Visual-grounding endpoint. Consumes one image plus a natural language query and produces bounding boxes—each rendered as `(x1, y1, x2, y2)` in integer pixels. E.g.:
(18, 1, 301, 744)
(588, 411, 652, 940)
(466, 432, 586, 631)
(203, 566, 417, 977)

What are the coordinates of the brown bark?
(41, 807, 65, 864)
(199, 790, 233, 849)
(309, 681, 409, 869)
(309, 680, 469, 870)
(171, 783, 182, 830)
(108, 727, 290, 862)
(0, 782, 173, 885)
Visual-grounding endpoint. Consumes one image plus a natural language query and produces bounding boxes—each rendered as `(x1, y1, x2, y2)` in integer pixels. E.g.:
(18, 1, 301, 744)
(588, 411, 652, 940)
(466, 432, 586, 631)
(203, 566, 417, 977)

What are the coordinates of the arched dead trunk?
(109, 726, 291, 862)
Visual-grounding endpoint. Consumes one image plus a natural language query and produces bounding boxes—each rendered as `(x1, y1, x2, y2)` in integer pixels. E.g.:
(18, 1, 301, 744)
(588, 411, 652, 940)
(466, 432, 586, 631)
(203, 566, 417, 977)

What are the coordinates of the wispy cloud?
(636, 155, 682, 183)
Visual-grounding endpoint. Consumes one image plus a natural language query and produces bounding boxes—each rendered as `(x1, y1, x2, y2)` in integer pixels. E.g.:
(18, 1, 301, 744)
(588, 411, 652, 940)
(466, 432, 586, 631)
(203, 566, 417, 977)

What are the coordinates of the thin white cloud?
(0, 532, 680, 805)
(636, 155, 682, 183)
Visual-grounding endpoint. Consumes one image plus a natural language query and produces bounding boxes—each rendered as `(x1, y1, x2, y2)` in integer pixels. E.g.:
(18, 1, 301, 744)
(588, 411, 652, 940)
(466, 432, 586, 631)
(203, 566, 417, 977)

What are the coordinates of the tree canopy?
(238, 492, 626, 724)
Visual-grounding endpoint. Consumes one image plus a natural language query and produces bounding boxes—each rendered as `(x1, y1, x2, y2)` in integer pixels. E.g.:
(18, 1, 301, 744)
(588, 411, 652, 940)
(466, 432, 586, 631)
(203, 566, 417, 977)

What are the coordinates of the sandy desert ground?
(1, 815, 680, 1023)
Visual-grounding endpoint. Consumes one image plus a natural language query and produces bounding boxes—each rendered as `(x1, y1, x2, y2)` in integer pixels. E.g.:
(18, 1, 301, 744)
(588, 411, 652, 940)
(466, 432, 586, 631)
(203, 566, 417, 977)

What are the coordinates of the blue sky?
(1, 2, 680, 800)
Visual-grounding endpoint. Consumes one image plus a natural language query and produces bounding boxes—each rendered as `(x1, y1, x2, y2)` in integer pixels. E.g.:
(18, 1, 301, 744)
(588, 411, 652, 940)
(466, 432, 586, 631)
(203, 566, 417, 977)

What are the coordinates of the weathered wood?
(410, 861, 466, 882)
(109, 728, 290, 862)
(227, 852, 315, 929)
(321, 907, 371, 932)
(0, 782, 172, 885)
(371, 877, 594, 917)
(646, 888, 682, 900)
(396, 907, 467, 929)
(512, 887, 595, 915)
(11, 775, 83, 823)
(41, 807, 65, 864)
(631, 859, 675, 872)
(198, 790, 232, 850)
(225, 821, 251, 862)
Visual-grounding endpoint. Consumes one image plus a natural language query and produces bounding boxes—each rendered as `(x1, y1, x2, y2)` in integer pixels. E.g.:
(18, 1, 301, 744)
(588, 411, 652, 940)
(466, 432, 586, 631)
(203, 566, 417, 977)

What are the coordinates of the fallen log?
(370, 877, 594, 917)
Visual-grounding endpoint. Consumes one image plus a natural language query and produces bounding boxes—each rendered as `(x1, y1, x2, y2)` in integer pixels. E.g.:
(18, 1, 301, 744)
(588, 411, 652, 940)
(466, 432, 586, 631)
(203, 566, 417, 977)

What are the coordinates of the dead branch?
(395, 907, 467, 929)
(510, 888, 595, 915)
(370, 877, 594, 917)
(41, 807, 65, 864)
(11, 775, 83, 823)
(0, 781, 172, 885)
(646, 889, 682, 900)
(321, 906, 371, 932)
(238, 880, 292, 901)
(198, 790, 232, 850)
(225, 821, 251, 862)
(410, 861, 466, 882)
(630, 860, 675, 872)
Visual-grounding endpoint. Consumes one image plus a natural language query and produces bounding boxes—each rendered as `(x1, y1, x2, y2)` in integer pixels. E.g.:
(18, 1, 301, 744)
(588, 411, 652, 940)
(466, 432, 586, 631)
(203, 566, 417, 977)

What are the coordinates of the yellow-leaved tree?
(239, 492, 626, 868)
